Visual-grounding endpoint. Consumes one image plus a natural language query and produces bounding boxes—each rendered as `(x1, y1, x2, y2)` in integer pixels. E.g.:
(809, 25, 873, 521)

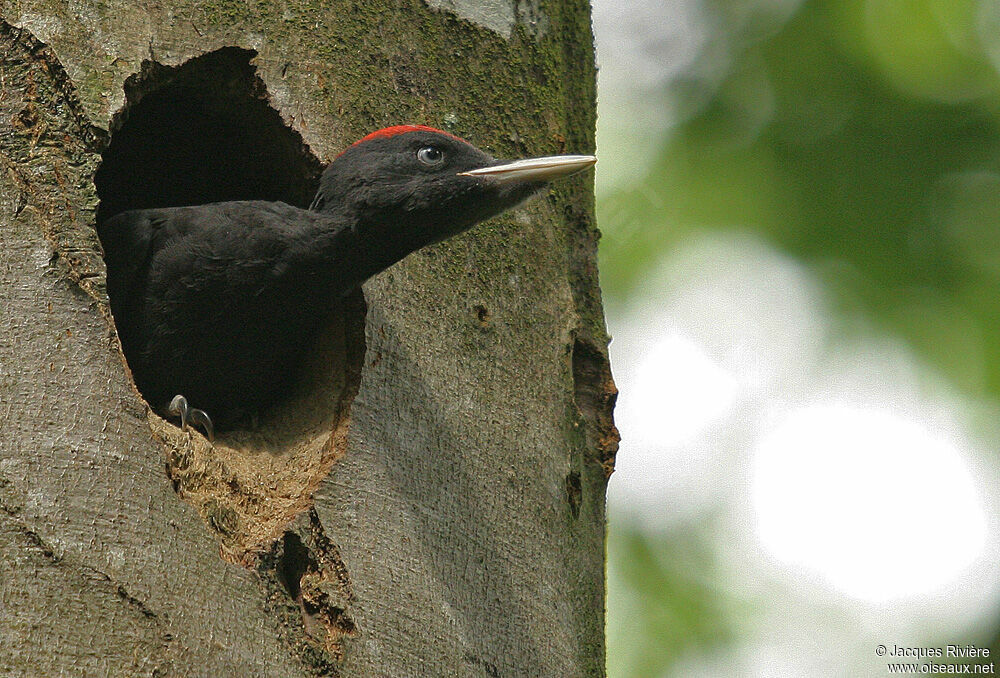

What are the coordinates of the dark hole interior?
(565, 470, 582, 519)
(276, 531, 313, 601)
(94, 47, 360, 436)
(95, 47, 323, 222)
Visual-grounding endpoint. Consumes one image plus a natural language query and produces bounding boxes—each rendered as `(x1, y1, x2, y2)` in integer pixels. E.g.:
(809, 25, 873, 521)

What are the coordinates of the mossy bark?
(0, 1, 616, 675)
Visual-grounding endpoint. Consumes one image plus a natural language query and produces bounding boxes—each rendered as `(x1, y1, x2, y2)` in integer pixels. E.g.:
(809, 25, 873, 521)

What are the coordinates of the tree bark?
(0, 1, 616, 676)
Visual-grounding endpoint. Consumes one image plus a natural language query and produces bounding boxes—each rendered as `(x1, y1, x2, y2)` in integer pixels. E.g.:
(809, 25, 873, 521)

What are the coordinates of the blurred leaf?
(829, 0, 996, 102)
(598, 0, 1000, 396)
(607, 518, 738, 677)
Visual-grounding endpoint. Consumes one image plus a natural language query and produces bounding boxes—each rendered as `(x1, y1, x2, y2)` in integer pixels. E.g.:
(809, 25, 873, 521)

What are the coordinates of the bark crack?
(76, 562, 164, 621)
(0, 501, 164, 624)
(0, 19, 107, 303)
(258, 509, 357, 676)
(572, 336, 620, 478)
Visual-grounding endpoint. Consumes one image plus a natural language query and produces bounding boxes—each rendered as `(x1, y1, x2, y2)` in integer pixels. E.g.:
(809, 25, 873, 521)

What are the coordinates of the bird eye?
(416, 146, 445, 166)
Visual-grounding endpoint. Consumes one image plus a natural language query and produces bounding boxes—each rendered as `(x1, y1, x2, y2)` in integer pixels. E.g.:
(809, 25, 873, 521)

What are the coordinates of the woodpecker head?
(312, 125, 595, 247)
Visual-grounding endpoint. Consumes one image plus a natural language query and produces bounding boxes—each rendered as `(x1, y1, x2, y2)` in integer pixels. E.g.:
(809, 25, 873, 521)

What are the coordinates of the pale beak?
(458, 155, 597, 183)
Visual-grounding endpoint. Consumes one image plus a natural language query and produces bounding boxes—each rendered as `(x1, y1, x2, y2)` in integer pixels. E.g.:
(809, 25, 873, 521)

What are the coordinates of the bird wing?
(98, 202, 294, 301)
(96, 201, 330, 418)
(98, 209, 160, 315)
(97, 201, 325, 344)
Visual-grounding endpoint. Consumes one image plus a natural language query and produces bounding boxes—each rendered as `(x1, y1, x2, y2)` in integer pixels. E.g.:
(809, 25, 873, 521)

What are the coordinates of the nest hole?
(95, 47, 365, 449)
(95, 47, 321, 220)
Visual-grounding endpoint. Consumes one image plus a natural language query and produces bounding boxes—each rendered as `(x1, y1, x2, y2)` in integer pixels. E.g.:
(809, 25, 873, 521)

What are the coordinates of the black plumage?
(98, 126, 594, 433)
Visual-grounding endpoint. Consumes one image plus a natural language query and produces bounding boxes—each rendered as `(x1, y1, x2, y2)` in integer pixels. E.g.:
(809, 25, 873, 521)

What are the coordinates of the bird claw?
(167, 394, 215, 442)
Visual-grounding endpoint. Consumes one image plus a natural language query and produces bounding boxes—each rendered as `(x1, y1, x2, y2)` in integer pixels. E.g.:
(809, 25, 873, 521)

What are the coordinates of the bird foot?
(167, 395, 215, 442)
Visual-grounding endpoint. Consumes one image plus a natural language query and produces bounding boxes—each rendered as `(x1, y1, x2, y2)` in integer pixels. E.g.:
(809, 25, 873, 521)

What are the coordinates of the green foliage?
(607, 517, 737, 678)
(601, 1, 1000, 674)
(599, 0, 1000, 396)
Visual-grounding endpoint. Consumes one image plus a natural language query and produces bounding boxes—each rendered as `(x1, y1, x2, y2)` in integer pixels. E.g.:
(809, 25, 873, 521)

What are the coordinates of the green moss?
(75, 67, 117, 116)
(201, 0, 262, 25)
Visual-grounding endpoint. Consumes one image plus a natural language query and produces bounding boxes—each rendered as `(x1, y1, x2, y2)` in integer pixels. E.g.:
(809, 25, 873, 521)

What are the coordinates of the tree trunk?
(0, 2, 616, 676)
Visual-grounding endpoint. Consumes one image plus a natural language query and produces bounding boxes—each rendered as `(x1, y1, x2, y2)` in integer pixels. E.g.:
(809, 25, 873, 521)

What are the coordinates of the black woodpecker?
(98, 125, 596, 439)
